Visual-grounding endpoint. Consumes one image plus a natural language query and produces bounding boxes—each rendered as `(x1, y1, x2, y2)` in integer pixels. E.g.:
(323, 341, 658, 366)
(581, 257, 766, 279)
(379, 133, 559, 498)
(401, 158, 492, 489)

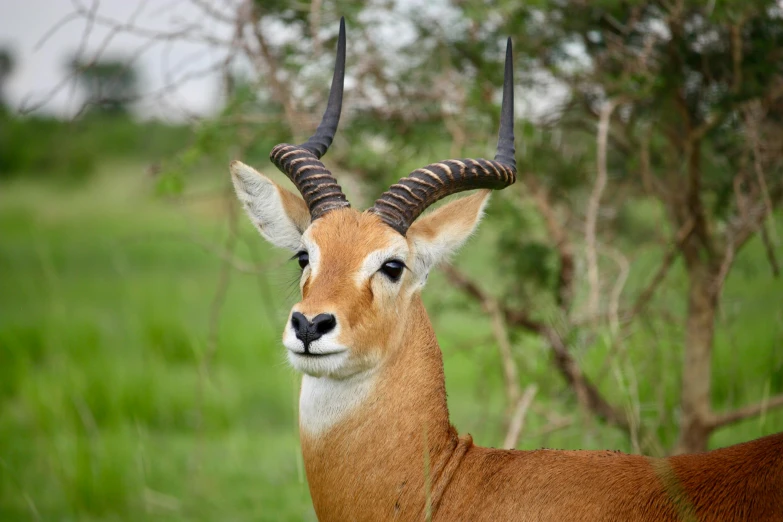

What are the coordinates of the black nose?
(290, 312, 337, 350)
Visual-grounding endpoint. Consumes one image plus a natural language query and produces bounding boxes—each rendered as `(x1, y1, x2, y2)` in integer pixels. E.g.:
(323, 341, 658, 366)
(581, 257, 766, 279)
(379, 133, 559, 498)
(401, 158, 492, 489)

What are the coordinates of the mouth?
(288, 350, 346, 358)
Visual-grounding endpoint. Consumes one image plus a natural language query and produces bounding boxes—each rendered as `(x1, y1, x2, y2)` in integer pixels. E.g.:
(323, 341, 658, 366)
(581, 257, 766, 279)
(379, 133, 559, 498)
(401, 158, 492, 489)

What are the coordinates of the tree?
(438, 0, 783, 453)
(58, 0, 783, 455)
(68, 58, 138, 115)
(0, 47, 15, 108)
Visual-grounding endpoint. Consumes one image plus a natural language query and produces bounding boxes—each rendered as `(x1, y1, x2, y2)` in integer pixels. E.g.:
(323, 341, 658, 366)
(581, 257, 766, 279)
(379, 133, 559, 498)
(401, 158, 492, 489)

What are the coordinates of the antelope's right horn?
(370, 38, 517, 236)
(270, 17, 351, 221)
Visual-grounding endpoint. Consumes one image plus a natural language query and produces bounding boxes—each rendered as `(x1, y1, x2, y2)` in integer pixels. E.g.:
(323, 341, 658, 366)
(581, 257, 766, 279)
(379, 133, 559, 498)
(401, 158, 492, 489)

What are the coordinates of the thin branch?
(625, 217, 695, 320)
(441, 265, 631, 434)
(726, 182, 783, 257)
(189, 0, 236, 25)
(586, 98, 623, 314)
(603, 245, 631, 337)
(309, 0, 323, 57)
(690, 110, 729, 142)
(202, 191, 237, 382)
(488, 299, 521, 407)
(33, 11, 82, 50)
(734, 170, 750, 222)
(530, 402, 571, 428)
(503, 385, 538, 449)
(441, 265, 543, 333)
(523, 175, 575, 310)
(190, 184, 237, 493)
(444, 264, 521, 407)
(713, 236, 735, 298)
(244, 8, 303, 139)
(708, 393, 783, 430)
(594, 245, 635, 388)
(22, 0, 236, 115)
(441, 264, 494, 306)
(639, 125, 654, 195)
(759, 221, 780, 278)
(188, 235, 268, 275)
(528, 417, 574, 439)
(730, 21, 743, 95)
(638, 124, 672, 204)
(542, 326, 632, 433)
(745, 103, 779, 245)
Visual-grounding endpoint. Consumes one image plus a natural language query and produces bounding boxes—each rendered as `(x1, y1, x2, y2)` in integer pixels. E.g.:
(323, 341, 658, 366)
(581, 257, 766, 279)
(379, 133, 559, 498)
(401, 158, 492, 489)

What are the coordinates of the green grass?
(0, 165, 312, 520)
(1, 163, 781, 520)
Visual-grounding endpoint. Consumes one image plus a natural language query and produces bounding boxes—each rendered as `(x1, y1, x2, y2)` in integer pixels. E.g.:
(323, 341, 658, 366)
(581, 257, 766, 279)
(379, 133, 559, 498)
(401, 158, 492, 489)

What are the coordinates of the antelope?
(230, 18, 783, 522)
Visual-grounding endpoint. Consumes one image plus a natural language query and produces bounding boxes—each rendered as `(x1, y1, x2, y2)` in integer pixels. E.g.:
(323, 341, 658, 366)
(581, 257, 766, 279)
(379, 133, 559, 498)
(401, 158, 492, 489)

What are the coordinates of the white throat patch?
(299, 371, 377, 436)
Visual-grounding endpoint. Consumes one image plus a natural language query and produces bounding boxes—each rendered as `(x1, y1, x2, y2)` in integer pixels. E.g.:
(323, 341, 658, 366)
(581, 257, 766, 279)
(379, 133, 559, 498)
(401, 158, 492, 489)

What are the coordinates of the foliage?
(0, 112, 190, 183)
(68, 58, 139, 115)
(0, 46, 15, 107)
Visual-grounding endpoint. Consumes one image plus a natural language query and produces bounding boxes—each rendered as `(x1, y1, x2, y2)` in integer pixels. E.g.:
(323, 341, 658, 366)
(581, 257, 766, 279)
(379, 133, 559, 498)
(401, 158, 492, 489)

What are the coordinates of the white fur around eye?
(300, 229, 321, 283)
(354, 241, 408, 288)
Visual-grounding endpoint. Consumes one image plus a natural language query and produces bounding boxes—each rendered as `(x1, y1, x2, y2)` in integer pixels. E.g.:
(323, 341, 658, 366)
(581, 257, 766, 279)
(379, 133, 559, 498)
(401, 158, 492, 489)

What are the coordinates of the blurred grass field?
(1, 162, 781, 521)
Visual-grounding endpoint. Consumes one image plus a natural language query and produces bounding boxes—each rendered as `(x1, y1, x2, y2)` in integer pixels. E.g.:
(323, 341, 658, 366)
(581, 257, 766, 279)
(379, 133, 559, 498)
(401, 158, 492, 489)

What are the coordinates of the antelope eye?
(380, 260, 405, 282)
(296, 251, 309, 269)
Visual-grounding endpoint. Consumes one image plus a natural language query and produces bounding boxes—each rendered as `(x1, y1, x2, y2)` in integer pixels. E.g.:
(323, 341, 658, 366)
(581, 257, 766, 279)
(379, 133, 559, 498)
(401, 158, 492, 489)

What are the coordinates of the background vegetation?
(1, 1, 782, 520)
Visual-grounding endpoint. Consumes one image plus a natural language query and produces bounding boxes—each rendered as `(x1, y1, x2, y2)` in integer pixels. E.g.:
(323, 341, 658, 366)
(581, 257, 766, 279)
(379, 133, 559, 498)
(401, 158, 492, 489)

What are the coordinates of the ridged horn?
(370, 38, 516, 236)
(269, 17, 350, 221)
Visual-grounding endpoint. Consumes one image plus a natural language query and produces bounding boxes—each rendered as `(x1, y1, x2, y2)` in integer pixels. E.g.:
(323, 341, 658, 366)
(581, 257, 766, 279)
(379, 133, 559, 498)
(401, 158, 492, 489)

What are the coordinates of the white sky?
(0, 0, 233, 120)
(0, 0, 564, 122)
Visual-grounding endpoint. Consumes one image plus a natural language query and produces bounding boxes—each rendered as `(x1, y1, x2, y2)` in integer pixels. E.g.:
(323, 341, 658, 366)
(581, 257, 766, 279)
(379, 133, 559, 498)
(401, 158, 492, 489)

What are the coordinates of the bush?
(0, 111, 190, 183)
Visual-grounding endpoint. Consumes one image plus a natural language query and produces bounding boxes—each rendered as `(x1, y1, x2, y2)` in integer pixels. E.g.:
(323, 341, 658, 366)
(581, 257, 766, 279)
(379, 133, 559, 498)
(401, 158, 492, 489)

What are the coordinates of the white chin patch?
(283, 325, 349, 377)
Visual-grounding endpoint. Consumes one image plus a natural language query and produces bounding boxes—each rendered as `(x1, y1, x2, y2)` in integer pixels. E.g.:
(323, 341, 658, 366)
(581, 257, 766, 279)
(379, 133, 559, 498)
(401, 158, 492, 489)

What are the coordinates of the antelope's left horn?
(270, 17, 350, 220)
(370, 38, 517, 236)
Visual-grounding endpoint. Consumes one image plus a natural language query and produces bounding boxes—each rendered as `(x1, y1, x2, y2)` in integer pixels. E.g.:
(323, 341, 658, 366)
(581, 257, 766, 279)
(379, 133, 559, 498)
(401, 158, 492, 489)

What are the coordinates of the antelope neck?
(298, 297, 468, 520)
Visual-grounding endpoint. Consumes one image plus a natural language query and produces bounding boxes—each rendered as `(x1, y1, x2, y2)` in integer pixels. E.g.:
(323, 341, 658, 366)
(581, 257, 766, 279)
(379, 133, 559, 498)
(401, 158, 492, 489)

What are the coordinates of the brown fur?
(237, 180, 783, 521)
(297, 209, 404, 362)
(300, 287, 783, 521)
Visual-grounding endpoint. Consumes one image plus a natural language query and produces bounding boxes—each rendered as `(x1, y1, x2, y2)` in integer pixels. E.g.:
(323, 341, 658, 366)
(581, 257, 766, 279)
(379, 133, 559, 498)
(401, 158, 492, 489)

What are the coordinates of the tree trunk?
(675, 260, 719, 454)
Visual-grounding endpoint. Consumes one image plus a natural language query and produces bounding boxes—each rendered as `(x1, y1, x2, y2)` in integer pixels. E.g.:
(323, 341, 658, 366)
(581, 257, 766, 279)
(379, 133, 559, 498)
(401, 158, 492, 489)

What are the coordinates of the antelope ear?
(230, 161, 311, 251)
(406, 190, 491, 278)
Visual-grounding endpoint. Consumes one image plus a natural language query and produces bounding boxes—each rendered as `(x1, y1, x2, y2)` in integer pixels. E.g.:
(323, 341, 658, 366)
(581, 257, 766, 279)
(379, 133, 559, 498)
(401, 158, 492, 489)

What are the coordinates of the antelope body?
(231, 19, 783, 521)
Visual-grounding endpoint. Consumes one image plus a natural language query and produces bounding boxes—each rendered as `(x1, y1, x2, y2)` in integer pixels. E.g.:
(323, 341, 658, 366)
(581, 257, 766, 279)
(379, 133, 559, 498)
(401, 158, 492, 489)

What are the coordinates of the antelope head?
(231, 19, 516, 380)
